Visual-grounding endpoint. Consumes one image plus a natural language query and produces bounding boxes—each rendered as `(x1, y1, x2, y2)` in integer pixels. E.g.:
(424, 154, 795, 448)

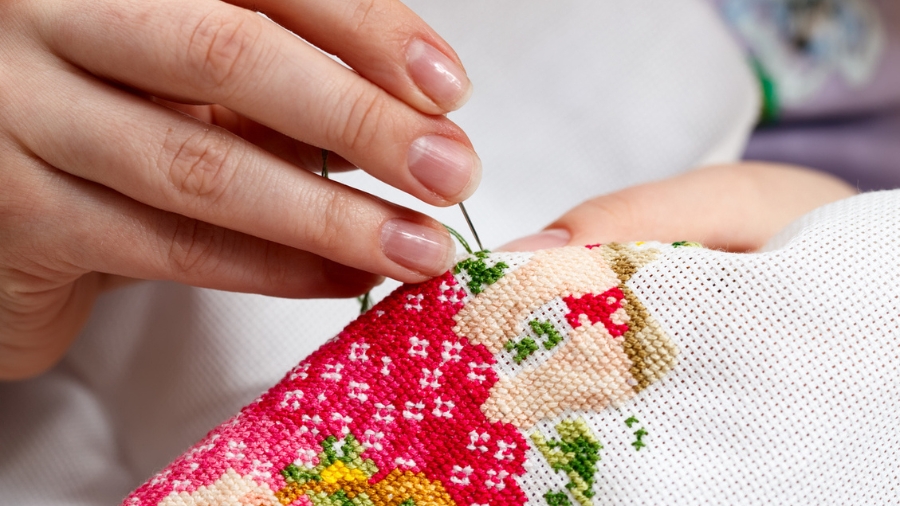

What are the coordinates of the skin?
(500, 163, 859, 253)
(0, 0, 479, 379)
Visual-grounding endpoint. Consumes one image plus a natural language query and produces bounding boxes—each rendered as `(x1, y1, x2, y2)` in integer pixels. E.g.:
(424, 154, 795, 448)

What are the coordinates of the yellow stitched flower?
(319, 461, 369, 485)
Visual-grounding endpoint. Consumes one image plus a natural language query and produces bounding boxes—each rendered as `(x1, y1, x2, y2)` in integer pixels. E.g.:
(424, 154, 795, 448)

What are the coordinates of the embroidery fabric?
(123, 244, 678, 506)
(121, 192, 900, 505)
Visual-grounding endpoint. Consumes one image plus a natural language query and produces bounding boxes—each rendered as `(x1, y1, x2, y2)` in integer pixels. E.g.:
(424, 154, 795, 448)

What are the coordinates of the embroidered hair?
(599, 244, 678, 391)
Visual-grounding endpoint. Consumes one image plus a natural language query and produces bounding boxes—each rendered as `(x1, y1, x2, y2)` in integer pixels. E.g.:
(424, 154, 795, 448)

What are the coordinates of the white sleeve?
(0, 0, 759, 503)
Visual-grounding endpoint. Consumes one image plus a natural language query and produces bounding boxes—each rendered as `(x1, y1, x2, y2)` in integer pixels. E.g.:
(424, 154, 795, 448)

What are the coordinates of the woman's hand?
(500, 163, 857, 252)
(0, 0, 479, 379)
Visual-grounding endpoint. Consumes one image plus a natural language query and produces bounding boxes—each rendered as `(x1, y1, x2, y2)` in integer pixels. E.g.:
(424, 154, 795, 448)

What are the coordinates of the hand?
(500, 163, 857, 252)
(0, 0, 480, 379)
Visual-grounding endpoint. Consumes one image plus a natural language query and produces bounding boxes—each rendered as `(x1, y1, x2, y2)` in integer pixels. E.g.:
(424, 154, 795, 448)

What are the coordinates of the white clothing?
(0, 1, 761, 504)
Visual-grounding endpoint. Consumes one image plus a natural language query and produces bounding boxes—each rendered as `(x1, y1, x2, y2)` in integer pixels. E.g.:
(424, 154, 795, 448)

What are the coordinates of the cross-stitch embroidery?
(457, 246, 678, 428)
(503, 320, 566, 364)
(531, 418, 602, 506)
(124, 244, 679, 506)
(278, 433, 455, 506)
(454, 250, 509, 294)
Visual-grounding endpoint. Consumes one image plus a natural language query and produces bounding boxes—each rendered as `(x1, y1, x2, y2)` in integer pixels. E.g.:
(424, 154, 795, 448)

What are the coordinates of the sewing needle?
(458, 202, 484, 252)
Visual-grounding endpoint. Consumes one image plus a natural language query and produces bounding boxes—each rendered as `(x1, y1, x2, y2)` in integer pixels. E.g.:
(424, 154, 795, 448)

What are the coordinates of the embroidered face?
(453, 245, 677, 429)
(130, 244, 678, 506)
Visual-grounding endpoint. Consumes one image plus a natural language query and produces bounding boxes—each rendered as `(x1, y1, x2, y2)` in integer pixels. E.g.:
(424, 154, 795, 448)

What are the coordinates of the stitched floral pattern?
(124, 244, 679, 506)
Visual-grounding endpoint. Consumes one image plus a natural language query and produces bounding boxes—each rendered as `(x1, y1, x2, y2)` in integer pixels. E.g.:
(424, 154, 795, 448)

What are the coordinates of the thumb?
(499, 163, 856, 253)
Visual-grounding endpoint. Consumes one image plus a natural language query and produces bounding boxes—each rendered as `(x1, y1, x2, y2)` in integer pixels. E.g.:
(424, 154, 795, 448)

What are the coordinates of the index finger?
(232, 0, 473, 114)
(36, 0, 481, 205)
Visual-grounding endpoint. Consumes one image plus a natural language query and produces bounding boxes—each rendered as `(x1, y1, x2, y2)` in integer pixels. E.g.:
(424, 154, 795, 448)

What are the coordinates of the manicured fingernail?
(407, 38, 473, 110)
(408, 135, 481, 201)
(497, 229, 571, 252)
(381, 219, 455, 276)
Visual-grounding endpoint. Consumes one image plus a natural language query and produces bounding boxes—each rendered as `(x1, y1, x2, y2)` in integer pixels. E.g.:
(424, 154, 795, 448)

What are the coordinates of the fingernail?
(497, 229, 571, 252)
(408, 135, 481, 201)
(381, 219, 455, 276)
(407, 38, 473, 110)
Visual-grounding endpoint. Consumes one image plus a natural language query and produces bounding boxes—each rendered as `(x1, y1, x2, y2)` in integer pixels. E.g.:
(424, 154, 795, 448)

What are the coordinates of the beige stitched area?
(159, 468, 279, 506)
(482, 322, 638, 429)
(600, 245, 678, 391)
(453, 245, 678, 430)
(452, 247, 620, 354)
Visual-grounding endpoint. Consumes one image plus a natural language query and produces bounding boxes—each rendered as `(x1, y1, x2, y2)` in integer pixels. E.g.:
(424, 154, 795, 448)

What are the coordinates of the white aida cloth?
(516, 190, 900, 504)
(125, 190, 900, 506)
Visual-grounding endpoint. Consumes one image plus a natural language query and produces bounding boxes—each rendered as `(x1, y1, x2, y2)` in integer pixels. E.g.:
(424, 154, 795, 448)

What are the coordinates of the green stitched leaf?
(544, 491, 572, 506)
(530, 320, 564, 350)
(281, 464, 321, 484)
(531, 419, 602, 506)
(454, 251, 508, 294)
(505, 337, 539, 363)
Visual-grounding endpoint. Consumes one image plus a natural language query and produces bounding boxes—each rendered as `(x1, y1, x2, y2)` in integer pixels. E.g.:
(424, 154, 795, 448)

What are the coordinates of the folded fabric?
(124, 242, 676, 506)
(124, 191, 900, 505)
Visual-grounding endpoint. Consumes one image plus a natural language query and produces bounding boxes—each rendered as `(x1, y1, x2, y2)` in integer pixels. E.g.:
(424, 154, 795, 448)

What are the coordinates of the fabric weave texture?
(126, 242, 680, 506)
(123, 191, 900, 506)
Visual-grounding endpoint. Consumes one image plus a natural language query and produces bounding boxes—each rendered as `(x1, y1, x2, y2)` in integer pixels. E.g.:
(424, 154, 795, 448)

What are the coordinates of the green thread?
(321, 149, 329, 179)
(398, 499, 416, 506)
(307, 490, 376, 506)
(351, 493, 375, 506)
(314, 490, 354, 506)
(751, 57, 779, 124)
(624, 417, 648, 451)
(281, 434, 378, 485)
(505, 320, 565, 363)
(544, 491, 573, 506)
(357, 292, 372, 314)
(531, 320, 564, 350)
(444, 224, 474, 255)
(631, 427, 648, 451)
(671, 241, 702, 248)
(306, 491, 333, 506)
(453, 250, 508, 294)
(504, 337, 539, 364)
(282, 465, 322, 484)
(532, 418, 602, 506)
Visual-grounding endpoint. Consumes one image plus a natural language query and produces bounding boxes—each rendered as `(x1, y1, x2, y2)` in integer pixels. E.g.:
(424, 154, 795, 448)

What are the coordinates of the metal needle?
(458, 202, 484, 252)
